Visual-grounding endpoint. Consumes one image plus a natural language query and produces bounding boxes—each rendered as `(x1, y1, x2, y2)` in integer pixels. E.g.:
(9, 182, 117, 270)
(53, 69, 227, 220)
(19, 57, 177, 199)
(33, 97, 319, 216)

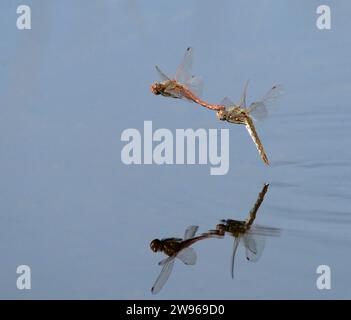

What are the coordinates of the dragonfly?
(207, 184, 281, 278)
(151, 47, 225, 111)
(216, 82, 283, 165)
(150, 225, 211, 294)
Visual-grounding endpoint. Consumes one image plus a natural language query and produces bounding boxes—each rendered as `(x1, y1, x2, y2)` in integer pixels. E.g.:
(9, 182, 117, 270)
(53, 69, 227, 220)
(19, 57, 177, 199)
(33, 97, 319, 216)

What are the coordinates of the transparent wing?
(248, 102, 268, 121)
(158, 255, 172, 266)
(238, 80, 249, 108)
(155, 65, 170, 81)
(248, 85, 283, 121)
(231, 236, 241, 279)
(184, 225, 198, 240)
(249, 225, 281, 237)
(176, 247, 197, 265)
(175, 47, 193, 84)
(242, 233, 265, 262)
(151, 256, 175, 294)
(220, 96, 235, 109)
(185, 75, 204, 98)
(164, 86, 184, 99)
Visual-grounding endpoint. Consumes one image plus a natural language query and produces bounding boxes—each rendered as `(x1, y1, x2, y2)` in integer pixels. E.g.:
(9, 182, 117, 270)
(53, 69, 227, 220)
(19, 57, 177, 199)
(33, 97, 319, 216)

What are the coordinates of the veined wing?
(242, 233, 265, 262)
(220, 96, 235, 108)
(220, 80, 249, 111)
(238, 80, 249, 108)
(155, 65, 170, 81)
(230, 236, 241, 279)
(152, 256, 175, 294)
(158, 255, 172, 266)
(176, 247, 197, 265)
(247, 85, 283, 121)
(220, 96, 239, 113)
(164, 85, 184, 99)
(175, 47, 193, 84)
(185, 75, 204, 98)
(249, 225, 281, 237)
(184, 225, 198, 240)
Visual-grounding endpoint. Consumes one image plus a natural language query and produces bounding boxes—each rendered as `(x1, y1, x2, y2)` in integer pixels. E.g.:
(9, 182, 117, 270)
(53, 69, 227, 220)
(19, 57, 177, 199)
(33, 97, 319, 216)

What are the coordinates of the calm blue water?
(0, 1, 350, 299)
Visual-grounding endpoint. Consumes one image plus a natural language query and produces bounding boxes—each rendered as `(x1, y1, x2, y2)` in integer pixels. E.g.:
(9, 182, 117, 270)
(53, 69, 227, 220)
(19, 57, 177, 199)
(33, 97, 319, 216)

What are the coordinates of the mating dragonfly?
(208, 184, 281, 278)
(150, 225, 211, 294)
(151, 48, 282, 165)
(216, 82, 283, 165)
(151, 47, 224, 111)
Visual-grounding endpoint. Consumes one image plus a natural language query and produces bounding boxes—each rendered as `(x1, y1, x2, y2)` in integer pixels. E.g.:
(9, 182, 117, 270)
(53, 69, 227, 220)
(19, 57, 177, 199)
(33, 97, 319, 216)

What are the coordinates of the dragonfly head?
(150, 82, 163, 95)
(215, 223, 226, 235)
(216, 110, 227, 121)
(150, 239, 162, 252)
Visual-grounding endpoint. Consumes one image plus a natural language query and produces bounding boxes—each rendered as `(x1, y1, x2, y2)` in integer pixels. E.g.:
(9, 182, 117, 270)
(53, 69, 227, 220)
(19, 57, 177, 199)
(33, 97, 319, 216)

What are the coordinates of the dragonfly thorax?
(219, 109, 247, 125)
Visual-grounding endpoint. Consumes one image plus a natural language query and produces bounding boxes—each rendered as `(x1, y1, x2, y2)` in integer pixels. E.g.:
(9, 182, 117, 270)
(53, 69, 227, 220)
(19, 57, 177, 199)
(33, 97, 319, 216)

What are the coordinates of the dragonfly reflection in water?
(216, 82, 283, 165)
(208, 183, 281, 278)
(150, 225, 213, 294)
(150, 47, 224, 111)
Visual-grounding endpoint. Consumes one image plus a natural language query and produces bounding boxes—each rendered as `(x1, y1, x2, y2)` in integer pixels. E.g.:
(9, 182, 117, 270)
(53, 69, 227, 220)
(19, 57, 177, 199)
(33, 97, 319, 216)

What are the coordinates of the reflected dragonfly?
(151, 47, 224, 111)
(150, 225, 211, 294)
(208, 184, 281, 278)
(216, 82, 283, 165)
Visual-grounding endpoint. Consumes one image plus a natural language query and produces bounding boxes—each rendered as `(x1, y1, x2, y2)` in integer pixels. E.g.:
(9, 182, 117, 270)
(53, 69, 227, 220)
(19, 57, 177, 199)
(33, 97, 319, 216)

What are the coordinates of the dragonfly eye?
(216, 223, 226, 231)
(214, 224, 225, 236)
(216, 111, 226, 120)
(150, 83, 161, 95)
(150, 239, 161, 252)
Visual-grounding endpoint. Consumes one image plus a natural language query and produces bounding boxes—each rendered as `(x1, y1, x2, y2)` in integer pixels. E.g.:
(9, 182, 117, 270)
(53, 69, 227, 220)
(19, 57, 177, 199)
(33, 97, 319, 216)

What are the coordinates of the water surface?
(0, 1, 350, 299)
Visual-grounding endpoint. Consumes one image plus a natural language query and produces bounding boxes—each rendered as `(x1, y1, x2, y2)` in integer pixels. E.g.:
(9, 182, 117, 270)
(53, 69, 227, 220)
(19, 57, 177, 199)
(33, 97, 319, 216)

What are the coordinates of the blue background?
(0, 0, 350, 299)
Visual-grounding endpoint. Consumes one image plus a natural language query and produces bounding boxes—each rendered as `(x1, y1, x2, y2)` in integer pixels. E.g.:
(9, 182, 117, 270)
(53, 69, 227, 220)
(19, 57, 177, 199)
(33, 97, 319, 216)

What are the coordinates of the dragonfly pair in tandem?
(150, 47, 283, 165)
(150, 184, 281, 294)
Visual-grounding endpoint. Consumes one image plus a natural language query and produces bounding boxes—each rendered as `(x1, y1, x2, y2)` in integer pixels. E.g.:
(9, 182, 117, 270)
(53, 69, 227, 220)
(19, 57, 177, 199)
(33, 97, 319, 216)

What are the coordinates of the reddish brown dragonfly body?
(151, 47, 224, 111)
(151, 47, 283, 165)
